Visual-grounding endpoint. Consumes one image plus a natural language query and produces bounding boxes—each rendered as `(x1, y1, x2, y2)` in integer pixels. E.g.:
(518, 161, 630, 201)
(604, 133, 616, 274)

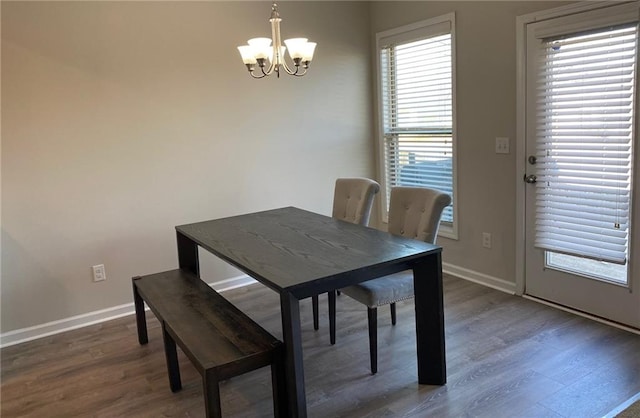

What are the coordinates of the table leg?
(413, 252, 446, 385)
(280, 292, 307, 418)
(177, 231, 199, 277)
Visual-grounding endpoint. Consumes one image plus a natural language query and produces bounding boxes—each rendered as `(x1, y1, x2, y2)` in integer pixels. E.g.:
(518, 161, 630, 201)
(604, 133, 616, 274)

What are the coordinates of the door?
(524, 2, 640, 329)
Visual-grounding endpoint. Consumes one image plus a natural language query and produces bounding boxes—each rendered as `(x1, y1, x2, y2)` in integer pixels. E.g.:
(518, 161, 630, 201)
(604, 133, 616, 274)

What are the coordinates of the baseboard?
(1, 265, 511, 348)
(0, 274, 256, 348)
(443, 262, 516, 295)
(0, 302, 136, 349)
(602, 391, 640, 418)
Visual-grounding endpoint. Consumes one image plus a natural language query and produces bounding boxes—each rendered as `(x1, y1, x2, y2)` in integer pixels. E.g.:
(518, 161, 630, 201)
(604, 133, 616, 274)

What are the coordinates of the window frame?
(375, 13, 458, 240)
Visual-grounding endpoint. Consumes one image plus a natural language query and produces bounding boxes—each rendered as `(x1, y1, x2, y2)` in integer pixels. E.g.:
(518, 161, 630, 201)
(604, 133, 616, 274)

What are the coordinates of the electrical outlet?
(482, 232, 492, 249)
(495, 137, 510, 154)
(92, 264, 106, 282)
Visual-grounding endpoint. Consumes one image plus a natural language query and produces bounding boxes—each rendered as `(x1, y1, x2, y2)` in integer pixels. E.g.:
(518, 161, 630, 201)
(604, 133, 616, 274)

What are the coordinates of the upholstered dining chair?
(311, 177, 380, 333)
(330, 186, 452, 374)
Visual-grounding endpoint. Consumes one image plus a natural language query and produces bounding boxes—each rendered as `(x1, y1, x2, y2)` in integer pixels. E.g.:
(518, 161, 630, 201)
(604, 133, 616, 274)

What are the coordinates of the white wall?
(1, 0, 580, 336)
(370, 1, 572, 287)
(1, 1, 374, 333)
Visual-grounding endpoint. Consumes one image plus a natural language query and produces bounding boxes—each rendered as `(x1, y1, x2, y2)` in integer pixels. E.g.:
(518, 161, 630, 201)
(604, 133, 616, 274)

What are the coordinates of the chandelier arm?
(262, 61, 276, 76)
(283, 60, 311, 76)
(249, 70, 268, 79)
(280, 59, 300, 75)
(292, 67, 308, 77)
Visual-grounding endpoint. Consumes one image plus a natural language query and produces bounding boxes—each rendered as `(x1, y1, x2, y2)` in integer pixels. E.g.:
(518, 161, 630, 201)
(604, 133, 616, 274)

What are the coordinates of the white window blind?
(534, 24, 637, 265)
(380, 30, 454, 223)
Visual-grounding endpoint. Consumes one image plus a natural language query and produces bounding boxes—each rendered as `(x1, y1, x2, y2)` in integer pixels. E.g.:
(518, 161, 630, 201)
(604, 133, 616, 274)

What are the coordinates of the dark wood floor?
(2, 275, 640, 417)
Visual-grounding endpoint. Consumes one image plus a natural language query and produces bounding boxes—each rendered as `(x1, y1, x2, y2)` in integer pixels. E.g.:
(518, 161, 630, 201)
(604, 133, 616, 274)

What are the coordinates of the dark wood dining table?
(175, 206, 446, 417)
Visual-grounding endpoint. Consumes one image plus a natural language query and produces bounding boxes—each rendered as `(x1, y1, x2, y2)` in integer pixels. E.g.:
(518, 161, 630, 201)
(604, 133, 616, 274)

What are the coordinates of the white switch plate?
(495, 137, 510, 154)
(92, 264, 106, 282)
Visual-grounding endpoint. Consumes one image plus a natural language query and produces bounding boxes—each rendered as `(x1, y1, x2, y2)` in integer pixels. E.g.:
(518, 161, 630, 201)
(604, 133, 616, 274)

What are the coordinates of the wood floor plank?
(2, 275, 639, 417)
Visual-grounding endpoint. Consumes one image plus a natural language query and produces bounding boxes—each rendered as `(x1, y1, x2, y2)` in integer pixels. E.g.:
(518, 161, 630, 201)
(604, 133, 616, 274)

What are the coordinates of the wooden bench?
(132, 269, 286, 418)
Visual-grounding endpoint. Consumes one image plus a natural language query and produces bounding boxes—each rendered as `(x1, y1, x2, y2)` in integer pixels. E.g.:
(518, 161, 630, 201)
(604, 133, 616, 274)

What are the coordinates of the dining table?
(175, 206, 446, 417)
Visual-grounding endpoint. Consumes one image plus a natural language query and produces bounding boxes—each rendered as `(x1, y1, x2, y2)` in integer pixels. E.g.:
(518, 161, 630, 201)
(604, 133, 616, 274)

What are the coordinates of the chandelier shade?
(237, 3, 316, 78)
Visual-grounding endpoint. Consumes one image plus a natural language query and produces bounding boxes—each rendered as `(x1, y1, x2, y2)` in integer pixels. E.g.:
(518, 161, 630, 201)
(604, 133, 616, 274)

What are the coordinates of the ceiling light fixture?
(237, 2, 317, 79)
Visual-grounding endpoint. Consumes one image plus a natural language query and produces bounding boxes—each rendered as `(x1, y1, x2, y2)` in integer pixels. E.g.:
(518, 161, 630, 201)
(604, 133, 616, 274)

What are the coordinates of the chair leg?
(328, 290, 336, 345)
(161, 322, 182, 393)
(390, 302, 397, 326)
(367, 307, 378, 375)
(312, 295, 319, 330)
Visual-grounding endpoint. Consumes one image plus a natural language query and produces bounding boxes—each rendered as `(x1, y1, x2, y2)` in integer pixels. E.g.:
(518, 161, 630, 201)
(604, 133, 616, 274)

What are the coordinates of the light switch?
(495, 137, 510, 154)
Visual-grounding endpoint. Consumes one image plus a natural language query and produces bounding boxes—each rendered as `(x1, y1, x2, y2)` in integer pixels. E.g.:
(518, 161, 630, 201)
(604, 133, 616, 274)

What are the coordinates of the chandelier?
(237, 3, 317, 79)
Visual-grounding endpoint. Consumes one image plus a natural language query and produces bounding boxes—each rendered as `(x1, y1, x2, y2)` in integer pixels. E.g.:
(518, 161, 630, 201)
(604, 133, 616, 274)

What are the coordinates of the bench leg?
(271, 347, 287, 418)
(132, 278, 148, 345)
(312, 295, 319, 330)
(161, 322, 182, 392)
(203, 369, 222, 418)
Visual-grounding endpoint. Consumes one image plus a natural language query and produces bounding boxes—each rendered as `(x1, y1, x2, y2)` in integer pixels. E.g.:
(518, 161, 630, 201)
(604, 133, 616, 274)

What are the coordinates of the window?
(534, 23, 636, 281)
(376, 14, 457, 238)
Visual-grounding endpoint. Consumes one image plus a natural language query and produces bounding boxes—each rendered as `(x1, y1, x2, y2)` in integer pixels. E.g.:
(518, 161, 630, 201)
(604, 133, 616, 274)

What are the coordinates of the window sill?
(437, 223, 458, 241)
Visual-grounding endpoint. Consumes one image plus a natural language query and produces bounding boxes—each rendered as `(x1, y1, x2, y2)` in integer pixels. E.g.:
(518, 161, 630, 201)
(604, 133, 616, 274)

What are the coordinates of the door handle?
(524, 174, 537, 184)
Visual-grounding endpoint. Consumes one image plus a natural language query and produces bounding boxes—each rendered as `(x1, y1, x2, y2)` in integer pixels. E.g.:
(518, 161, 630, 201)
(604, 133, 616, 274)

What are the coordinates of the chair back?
(332, 178, 380, 226)
(388, 187, 452, 244)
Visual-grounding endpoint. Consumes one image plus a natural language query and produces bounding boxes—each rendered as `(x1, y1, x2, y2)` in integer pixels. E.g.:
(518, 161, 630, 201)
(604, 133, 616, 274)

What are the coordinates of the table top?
(176, 207, 441, 298)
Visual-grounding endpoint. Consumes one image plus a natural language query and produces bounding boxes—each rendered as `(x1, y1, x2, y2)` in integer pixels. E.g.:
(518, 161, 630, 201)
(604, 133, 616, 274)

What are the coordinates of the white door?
(524, 2, 640, 329)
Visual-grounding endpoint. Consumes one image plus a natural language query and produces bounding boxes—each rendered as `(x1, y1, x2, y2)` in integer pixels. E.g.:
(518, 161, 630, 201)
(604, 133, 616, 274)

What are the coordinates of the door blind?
(381, 34, 453, 222)
(534, 24, 637, 264)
